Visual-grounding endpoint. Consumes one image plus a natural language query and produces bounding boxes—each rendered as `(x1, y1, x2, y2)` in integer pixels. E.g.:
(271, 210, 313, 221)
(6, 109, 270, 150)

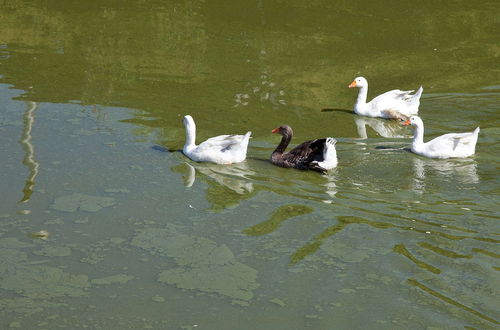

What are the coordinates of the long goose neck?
(354, 85, 368, 113)
(412, 122, 425, 146)
(357, 85, 368, 105)
(184, 122, 196, 152)
(273, 133, 292, 155)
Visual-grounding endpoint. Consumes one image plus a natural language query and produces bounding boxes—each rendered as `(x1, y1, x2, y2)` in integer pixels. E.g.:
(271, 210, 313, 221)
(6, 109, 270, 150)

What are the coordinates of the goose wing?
(374, 89, 414, 102)
(428, 130, 478, 152)
(451, 131, 479, 150)
(197, 134, 243, 152)
(283, 139, 326, 165)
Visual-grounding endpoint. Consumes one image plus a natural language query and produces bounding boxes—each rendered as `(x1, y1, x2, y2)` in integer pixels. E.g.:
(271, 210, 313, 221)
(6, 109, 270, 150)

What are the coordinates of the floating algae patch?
(158, 260, 258, 301)
(1, 264, 89, 298)
(131, 228, 259, 301)
(0, 297, 65, 315)
(321, 240, 371, 263)
(320, 226, 392, 263)
(34, 245, 72, 257)
(0, 247, 89, 300)
(52, 193, 115, 212)
(104, 188, 130, 193)
(0, 248, 29, 270)
(91, 274, 134, 285)
(0, 237, 34, 249)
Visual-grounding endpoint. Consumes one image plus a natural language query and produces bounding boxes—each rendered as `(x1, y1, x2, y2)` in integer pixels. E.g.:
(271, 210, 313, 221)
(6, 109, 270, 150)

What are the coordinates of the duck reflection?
(412, 157, 479, 193)
(322, 171, 338, 201)
(354, 116, 410, 139)
(174, 162, 255, 211)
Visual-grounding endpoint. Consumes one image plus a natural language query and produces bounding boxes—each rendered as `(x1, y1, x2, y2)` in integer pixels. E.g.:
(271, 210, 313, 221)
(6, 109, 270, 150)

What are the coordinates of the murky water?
(1, 1, 499, 329)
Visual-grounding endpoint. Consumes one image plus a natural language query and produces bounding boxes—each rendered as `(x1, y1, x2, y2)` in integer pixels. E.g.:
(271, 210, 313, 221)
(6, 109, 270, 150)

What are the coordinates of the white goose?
(182, 115, 251, 164)
(403, 116, 479, 159)
(349, 76, 423, 120)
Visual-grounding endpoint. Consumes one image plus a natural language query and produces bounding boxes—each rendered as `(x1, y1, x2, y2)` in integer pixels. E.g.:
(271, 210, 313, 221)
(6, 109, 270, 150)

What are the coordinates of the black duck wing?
(283, 138, 326, 168)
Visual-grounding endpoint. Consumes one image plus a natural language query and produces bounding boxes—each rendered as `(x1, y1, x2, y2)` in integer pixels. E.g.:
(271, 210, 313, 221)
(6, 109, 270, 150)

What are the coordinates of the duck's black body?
(270, 125, 333, 173)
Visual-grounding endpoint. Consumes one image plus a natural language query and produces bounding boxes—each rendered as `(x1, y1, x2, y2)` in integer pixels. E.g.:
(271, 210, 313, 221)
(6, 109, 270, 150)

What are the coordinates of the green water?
(1, 1, 499, 329)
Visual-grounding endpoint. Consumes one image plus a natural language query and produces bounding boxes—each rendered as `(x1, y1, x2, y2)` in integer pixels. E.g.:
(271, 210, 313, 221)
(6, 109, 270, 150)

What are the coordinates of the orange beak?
(403, 120, 410, 126)
(348, 80, 356, 88)
(271, 127, 279, 133)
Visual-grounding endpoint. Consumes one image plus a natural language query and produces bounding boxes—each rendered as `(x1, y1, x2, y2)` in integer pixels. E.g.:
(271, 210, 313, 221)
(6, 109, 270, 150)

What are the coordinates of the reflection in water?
(18, 101, 39, 203)
(322, 172, 338, 201)
(183, 162, 196, 187)
(182, 162, 254, 194)
(174, 162, 255, 211)
(393, 243, 441, 274)
(412, 157, 479, 193)
(243, 204, 314, 236)
(354, 116, 410, 139)
(417, 242, 472, 259)
(290, 216, 396, 265)
(233, 0, 287, 110)
(232, 52, 287, 109)
(0, 1, 498, 328)
(408, 279, 499, 325)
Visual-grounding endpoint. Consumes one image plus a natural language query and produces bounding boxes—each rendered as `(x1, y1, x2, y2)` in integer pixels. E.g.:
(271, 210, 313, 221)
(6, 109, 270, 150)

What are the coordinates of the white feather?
(349, 77, 423, 119)
(182, 115, 251, 164)
(405, 116, 479, 159)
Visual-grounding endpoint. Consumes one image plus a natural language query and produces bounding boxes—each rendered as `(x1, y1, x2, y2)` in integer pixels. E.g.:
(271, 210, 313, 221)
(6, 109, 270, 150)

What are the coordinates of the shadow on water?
(321, 108, 352, 114)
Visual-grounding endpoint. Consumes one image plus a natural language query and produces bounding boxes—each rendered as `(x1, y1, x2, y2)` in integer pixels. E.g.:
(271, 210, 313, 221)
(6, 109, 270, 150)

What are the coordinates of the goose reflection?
(354, 116, 410, 139)
(412, 157, 479, 193)
(176, 162, 255, 211)
(181, 162, 254, 194)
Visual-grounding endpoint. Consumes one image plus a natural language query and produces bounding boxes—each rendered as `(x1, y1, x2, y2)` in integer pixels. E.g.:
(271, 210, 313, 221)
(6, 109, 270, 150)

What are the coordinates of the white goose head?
(183, 115, 197, 148)
(349, 76, 368, 88)
(183, 115, 196, 131)
(403, 115, 424, 127)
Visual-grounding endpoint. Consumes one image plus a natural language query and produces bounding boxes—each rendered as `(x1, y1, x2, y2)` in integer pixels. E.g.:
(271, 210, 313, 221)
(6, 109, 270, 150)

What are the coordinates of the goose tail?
(415, 86, 423, 98)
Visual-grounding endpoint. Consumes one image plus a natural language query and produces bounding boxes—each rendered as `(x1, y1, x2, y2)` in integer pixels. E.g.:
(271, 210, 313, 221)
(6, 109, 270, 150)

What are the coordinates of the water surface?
(0, 1, 499, 329)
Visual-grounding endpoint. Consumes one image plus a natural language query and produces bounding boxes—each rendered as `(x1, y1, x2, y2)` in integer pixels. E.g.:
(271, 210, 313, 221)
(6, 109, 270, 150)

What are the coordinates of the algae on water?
(0, 237, 34, 249)
(1, 264, 89, 299)
(91, 274, 134, 285)
(52, 193, 115, 212)
(0, 240, 89, 305)
(132, 228, 259, 301)
(34, 245, 72, 257)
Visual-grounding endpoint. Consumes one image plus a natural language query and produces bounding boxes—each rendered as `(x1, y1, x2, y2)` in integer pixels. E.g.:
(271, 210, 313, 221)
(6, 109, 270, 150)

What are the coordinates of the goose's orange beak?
(403, 120, 411, 126)
(348, 80, 356, 88)
(271, 127, 279, 133)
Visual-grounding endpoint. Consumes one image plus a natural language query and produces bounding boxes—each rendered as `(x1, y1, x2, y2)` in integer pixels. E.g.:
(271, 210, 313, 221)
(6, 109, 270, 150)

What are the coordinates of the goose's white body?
(404, 116, 479, 159)
(349, 77, 423, 119)
(182, 115, 251, 164)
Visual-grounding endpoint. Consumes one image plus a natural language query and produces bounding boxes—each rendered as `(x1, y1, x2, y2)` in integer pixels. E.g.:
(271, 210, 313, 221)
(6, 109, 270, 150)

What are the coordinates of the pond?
(0, 1, 499, 329)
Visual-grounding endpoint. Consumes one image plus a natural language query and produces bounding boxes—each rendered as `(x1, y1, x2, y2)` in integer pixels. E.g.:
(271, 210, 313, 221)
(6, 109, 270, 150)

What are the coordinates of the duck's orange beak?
(403, 120, 411, 126)
(271, 127, 279, 133)
(348, 80, 356, 88)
